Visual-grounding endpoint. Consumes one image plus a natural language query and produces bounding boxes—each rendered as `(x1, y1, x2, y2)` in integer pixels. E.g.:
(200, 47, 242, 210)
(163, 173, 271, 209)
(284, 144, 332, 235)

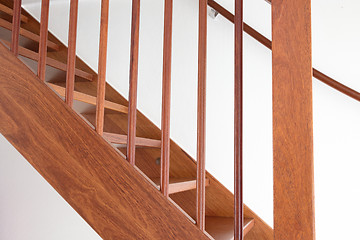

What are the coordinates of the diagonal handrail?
(208, 0, 360, 102)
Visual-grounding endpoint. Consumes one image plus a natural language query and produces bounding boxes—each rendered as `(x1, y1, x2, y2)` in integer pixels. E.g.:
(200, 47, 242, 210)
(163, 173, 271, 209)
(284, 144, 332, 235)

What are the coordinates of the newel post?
(272, 0, 315, 239)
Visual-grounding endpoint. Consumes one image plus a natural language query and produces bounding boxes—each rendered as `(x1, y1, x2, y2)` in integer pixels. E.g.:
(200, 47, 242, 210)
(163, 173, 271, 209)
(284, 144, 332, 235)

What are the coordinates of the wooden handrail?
(0, 3, 28, 22)
(208, 0, 360, 103)
(127, 0, 141, 166)
(196, 0, 207, 232)
(95, 0, 110, 136)
(37, 0, 50, 81)
(65, 0, 79, 107)
(234, 0, 243, 238)
(160, 0, 173, 197)
(10, 0, 21, 56)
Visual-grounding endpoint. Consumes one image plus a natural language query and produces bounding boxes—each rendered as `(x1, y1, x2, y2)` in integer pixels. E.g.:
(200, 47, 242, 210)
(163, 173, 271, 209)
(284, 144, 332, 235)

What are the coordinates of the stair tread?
(151, 177, 210, 194)
(205, 216, 254, 240)
(103, 132, 160, 148)
(0, 3, 29, 22)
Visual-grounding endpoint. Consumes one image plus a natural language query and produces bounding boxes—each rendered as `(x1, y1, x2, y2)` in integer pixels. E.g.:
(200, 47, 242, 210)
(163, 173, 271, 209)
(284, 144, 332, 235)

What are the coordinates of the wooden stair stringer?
(0, 43, 210, 240)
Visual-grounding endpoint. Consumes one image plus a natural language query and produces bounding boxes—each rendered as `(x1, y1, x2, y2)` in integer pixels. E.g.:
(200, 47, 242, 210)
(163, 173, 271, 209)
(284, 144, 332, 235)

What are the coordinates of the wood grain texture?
(152, 178, 210, 195)
(127, 0, 141, 165)
(95, 0, 109, 135)
(0, 17, 59, 50)
(0, 42, 211, 240)
(234, 0, 243, 238)
(103, 132, 161, 148)
(10, 0, 21, 55)
(272, 1, 315, 239)
(206, 217, 254, 240)
(37, 0, 50, 81)
(0, 2, 28, 22)
(65, 0, 79, 107)
(160, 0, 173, 198)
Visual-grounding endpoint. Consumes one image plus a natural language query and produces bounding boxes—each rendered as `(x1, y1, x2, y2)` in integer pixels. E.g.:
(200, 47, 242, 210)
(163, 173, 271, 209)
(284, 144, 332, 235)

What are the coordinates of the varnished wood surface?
(37, 0, 50, 81)
(206, 217, 254, 240)
(152, 177, 210, 195)
(197, 0, 207, 231)
(0, 2, 28, 22)
(234, 0, 243, 238)
(0, 43, 211, 240)
(103, 132, 161, 148)
(272, 1, 315, 239)
(48, 83, 127, 113)
(0, 17, 59, 50)
(127, 0, 141, 165)
(10, 0, 21, 55)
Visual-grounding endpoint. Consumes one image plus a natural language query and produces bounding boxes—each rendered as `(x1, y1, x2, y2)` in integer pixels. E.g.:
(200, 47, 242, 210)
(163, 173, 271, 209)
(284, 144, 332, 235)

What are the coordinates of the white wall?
(0, 0, 359, 239)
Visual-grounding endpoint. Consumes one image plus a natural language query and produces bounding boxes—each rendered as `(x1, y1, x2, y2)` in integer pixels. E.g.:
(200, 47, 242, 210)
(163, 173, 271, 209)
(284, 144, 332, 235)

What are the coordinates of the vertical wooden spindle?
(65, 0, 79, 107)
(95, 0, 110, 136)
(196, 0, 207, 231)
(11, 0, 22, 56)
(160, 0, 173, 197)
(234, 0, 243, 238)
(127, 0, 141, 165)
(37, 0, 50, 81)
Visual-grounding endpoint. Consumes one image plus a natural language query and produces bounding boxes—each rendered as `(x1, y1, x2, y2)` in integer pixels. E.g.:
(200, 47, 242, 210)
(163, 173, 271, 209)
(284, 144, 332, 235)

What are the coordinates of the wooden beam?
(10, 0, 21, 56)
(0, 3, 28, 22)
(234, 0, 243, 238)
(0, 18, 59, 51)
(196, 0, 207, 232)
(127, 0, 141, 165)
(160, 0, 173, 197)
(66, 0, 79, 107)
(37, 0, 50, 81)
(1, 40, 93, 81)
(103, 132, 160, 148)
(95, 0, 110, 136)
(48, 83, 128, 113)
(272, 1, 315, 239)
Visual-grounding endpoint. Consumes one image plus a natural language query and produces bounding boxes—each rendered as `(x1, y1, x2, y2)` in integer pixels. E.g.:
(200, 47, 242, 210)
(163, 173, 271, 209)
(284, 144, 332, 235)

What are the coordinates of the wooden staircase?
(0, 0, 274, 239)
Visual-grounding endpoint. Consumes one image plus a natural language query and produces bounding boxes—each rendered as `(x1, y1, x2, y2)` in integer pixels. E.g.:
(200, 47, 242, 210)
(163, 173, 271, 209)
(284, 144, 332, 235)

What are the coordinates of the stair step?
(103, 132, 161, 148)
(205, 216, 254, 239)
(48, 83, 128, 114)
(151, 178, 210, 194)
(0, 18, 59, 50)
(2, 41, 93, 81)
(0, 3, 29, 23)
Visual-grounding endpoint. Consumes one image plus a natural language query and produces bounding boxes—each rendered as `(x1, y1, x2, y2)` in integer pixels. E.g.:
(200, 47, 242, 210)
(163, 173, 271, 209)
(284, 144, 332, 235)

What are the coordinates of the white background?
(0, 0, 359, 239)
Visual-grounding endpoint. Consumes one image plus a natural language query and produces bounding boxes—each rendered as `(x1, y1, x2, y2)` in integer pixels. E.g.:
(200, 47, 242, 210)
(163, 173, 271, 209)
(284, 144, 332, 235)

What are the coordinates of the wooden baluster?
(272, 0, 315, 239)
(65, 0, 79, 107)
(95, 0, 110, 136)
(234, 0, 243, 238)
(127, 0, 140, 165)
(160, 0, 173, 197)
(37, 0, 50, 81)
(196, 0, 207, 231)
(10, 0, 22, 56)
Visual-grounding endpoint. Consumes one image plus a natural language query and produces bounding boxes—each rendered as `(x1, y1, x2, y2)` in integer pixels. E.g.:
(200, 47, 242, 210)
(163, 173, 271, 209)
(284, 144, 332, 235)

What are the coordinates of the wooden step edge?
(103, 132, 161, 148)
(47, 83, 128, 114)
(0, 18, 59, 50)
(205, 216, 255, 240)
(151, 178, 210, 194)
(0, 3, 29, 23)
(2, 40, 93, 81)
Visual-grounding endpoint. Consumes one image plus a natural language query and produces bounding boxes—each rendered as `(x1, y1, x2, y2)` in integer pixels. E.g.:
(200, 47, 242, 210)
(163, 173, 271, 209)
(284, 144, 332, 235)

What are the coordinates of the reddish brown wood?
(152, 178, 210, 195)
(37, 0, 50, 81)
(160, 0, 173, 198)
(196, 0, 207, 232)
(205, 217, 254, 239)
(95, 0, 110, 136)
(65, 0, 79, 107)
(234, 0, 243, 238)
(10, 0, 21, 56)
(272, 1, 315, 239)
(127, 0, 140, 166)
(103, 132, 161, 148)
(0, 3, 28, 22)
(0, 43, 210, 240)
